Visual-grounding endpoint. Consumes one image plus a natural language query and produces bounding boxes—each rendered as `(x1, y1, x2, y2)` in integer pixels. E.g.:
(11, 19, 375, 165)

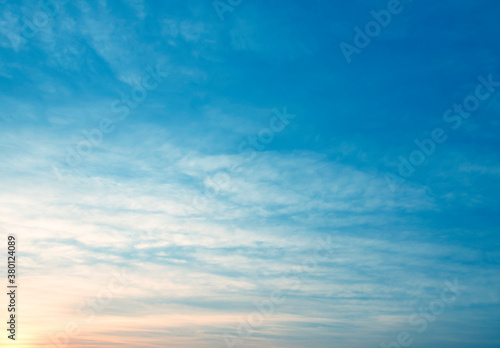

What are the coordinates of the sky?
(1, 0, 500, 347)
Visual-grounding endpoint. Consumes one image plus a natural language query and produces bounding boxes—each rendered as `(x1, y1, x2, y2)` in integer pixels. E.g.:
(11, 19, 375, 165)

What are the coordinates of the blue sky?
(1, 0, 500, 347)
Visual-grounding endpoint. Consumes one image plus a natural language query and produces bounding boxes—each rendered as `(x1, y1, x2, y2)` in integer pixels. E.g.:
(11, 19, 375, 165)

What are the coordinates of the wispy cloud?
(1, 0, 500, 347)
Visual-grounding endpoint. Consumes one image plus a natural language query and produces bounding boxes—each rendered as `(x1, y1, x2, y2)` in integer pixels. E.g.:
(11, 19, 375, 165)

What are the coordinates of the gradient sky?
(1, 0, 500, 347)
